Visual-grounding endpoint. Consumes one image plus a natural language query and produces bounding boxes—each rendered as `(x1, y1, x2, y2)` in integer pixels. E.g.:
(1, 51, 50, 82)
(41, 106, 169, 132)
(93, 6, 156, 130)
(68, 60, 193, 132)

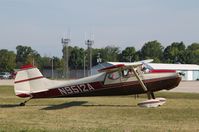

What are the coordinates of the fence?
(42, 69, 90, 79)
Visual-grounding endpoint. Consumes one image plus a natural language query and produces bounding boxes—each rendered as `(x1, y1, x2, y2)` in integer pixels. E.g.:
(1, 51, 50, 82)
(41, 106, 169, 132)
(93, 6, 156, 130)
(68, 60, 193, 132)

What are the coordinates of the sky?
(0, 0, 199, 57)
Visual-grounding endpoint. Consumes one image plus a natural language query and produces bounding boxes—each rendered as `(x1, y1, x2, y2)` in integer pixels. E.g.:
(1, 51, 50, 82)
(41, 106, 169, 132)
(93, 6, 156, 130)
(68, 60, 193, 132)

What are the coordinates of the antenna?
(67, 28, 71, 40)
(91, 33, 94, 41)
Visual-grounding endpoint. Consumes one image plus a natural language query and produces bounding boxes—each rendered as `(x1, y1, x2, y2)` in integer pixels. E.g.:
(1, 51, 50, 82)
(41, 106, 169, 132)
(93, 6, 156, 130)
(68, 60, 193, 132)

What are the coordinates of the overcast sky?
(0, 0, 199, 57)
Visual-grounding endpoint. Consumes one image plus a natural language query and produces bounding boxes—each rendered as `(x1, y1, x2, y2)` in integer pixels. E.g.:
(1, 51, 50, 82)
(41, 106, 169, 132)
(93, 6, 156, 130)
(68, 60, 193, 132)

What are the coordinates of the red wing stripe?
(98, 64, 125, 72)
(14, 76, 44, 84)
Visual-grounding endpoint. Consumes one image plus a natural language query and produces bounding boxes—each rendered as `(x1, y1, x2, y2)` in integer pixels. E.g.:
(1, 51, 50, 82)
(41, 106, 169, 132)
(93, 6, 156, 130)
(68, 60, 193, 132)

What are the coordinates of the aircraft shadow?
(0, 104, 20, 108)
(82, 104, 137, 108)
(41, 101, 88, 110)
(41, 101, 136, 110)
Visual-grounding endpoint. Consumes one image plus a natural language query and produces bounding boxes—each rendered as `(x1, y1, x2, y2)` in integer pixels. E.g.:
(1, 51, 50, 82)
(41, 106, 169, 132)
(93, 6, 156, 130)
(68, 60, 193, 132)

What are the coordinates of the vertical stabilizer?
(14, 65, 46, 98)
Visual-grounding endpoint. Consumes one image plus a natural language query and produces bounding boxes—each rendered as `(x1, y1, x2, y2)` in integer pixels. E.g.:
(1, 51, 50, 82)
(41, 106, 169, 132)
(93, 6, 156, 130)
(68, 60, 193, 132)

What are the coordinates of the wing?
(98, 59, 153, 72)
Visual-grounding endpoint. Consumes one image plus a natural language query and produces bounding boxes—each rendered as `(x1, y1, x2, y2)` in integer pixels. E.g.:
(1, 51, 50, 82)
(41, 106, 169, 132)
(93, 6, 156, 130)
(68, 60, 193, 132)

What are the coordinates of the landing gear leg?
(147, 91, 152, 99)
(19, 98, 32, 106)
(151, 92, 155, 99)
(131, 67, 165, 107)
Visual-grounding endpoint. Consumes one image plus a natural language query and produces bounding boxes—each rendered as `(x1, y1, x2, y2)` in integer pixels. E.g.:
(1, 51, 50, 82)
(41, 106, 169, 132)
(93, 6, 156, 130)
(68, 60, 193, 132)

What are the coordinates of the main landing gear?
(131, 67, 166, 108)
(137, 92, 166, 108)
(19, 98, 32, 106)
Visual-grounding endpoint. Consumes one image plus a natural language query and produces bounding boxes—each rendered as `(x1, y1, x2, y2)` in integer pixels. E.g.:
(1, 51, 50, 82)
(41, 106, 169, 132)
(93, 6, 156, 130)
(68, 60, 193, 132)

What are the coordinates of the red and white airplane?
(14, 60, 181, 107)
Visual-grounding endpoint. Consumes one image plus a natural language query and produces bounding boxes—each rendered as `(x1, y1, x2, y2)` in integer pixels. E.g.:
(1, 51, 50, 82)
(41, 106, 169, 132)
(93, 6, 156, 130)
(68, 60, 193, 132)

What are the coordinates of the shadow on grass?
(41, 101, 137, 110)
(41, 101, 88, 110)
(82, 104, 137, 107)
(0, 104, 20, 108)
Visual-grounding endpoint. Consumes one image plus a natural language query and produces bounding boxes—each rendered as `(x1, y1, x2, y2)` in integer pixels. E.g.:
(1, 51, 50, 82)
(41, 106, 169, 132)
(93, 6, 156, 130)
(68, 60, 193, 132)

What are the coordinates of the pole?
(85, 39, 93, 76)
(129, 56, 132, 62)
(66, 43, 69, 79)
(84, 54, 86, 77)
(62, 38, 70, 79)
(32, 58, 35, 66)
(89, 46, 92, 75)
(51, 58, 54, 79)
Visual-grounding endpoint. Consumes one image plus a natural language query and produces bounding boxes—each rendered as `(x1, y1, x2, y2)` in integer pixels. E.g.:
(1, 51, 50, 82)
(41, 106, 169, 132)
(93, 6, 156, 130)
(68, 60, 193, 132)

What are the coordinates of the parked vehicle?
(0, 72, 12, 79)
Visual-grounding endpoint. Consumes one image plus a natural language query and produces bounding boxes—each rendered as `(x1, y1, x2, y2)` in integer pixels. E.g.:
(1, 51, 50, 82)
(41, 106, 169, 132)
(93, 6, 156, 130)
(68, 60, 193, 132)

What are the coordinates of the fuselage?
(28, 71, 181, 98)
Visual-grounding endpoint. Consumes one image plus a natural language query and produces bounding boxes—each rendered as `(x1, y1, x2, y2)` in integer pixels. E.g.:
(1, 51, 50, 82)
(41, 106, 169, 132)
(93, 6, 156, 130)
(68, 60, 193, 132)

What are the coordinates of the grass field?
(0, 86, 199, 132)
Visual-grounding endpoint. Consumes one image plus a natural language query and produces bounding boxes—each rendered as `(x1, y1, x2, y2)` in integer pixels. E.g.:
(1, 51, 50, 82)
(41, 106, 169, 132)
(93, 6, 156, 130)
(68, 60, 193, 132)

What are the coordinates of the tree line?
(0, 40, 199, 72)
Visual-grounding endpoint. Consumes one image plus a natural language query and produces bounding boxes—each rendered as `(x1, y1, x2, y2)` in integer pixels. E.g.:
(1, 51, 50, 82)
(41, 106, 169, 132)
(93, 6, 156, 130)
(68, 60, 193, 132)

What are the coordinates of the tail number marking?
(58, 83, 95, 95)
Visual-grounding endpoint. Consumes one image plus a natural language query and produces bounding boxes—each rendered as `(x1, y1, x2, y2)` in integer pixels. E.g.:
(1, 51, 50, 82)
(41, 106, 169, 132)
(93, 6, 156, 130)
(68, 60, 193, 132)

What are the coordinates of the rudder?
(14, 65, 44, 98)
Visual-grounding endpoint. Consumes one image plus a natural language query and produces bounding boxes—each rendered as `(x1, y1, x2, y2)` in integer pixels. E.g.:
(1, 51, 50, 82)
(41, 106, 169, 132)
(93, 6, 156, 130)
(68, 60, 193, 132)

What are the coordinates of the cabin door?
(121, 69, 136, 83)
(104, 70, 122, 85)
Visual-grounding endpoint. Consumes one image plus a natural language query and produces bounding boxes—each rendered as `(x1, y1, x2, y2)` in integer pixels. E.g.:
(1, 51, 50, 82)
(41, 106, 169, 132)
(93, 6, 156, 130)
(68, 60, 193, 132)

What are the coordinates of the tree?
(40, 56, 52, 70)
(140, 40, 164, 62)
(69, 46, 85, 69)
(134, 51, 142, 61)
(163, 42, 186, 63)
(16, 45, 41, 68)
(40, 56, 62, 70)
(92, 48, 104, 66)
(185, 43, 199, 64)
(0, 49, 16, 72)
(52, 56, 62, 69)
(120, 47, 136, 62)
(100, 46, 120, 62)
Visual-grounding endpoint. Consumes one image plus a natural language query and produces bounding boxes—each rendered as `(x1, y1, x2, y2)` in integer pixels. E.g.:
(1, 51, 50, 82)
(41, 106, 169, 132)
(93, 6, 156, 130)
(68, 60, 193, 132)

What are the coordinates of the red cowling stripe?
(14, 76, 44, 84)
(149, 69, 176, 73)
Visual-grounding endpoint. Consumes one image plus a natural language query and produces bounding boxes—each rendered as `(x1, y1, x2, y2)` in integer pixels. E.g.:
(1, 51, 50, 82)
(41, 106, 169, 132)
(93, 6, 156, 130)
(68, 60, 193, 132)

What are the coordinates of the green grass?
(1, 86, 199, 132)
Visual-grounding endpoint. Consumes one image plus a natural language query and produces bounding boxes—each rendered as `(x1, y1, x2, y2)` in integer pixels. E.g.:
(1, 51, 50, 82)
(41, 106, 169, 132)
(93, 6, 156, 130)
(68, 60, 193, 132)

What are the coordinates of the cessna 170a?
(14, 60, 181, 107)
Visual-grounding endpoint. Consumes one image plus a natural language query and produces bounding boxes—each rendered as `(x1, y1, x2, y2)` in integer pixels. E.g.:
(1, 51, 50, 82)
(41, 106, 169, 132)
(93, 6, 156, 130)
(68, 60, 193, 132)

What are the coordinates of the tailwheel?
(19, 102, 25, 106)
(19, 98, 32, 106)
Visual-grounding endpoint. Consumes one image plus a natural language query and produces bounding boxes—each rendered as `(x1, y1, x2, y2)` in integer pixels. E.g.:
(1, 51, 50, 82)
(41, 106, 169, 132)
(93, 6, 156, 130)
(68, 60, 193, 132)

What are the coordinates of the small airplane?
(14, 59, 181, 107)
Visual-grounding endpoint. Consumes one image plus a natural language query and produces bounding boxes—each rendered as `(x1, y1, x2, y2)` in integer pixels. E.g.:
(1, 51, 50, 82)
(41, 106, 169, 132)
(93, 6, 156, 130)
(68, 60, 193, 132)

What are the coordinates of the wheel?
(19, 102, 25, 106)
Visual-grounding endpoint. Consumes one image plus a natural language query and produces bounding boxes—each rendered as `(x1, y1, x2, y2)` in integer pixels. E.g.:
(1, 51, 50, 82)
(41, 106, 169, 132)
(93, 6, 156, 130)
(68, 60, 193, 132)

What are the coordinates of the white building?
(92, 62, 199, 81)
(146, 63, 199, 81)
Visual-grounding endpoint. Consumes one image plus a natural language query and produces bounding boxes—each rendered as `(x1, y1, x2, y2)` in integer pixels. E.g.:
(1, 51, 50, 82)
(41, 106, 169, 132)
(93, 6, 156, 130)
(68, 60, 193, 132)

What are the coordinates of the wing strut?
(131, 67, 152, 99)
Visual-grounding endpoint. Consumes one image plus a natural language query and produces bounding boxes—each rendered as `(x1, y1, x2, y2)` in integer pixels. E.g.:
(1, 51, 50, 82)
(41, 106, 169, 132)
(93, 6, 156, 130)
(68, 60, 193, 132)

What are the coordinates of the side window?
(123, 69, 129, 77)
(107, 71, 121, 80)
(122, 69, 134, 78)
